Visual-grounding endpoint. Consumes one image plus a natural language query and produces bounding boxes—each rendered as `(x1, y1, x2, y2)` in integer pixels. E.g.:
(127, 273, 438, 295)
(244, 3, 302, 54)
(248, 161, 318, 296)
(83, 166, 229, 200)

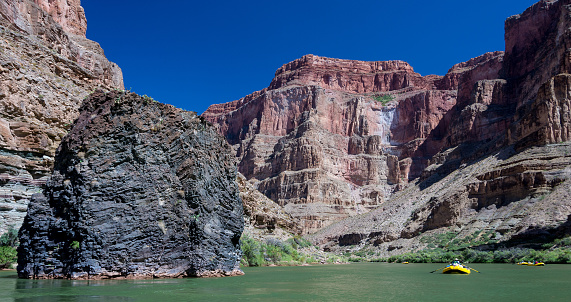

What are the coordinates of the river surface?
(1, 263, 570, 301)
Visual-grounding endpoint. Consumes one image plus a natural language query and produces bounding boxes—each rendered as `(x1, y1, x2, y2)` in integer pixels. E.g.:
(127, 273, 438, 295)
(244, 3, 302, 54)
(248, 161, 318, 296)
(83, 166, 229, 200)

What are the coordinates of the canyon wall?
(18, 91, 244, 279)
(203, 53, 502, 234)
(0, 0, 123, 234)
(310, 0, 571, 253)
(205, 0, 571, 246)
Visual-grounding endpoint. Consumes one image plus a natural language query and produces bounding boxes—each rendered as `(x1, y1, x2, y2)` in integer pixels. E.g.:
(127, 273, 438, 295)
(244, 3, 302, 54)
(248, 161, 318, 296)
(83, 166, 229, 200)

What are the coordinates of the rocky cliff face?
(17, 90, 244, 279)
(310, 0, 571, 254)
(203, 52, 499, 234)
(238, 173, 301, 236)
(205, 0, 571, 248)
(0, 0, 123, 234)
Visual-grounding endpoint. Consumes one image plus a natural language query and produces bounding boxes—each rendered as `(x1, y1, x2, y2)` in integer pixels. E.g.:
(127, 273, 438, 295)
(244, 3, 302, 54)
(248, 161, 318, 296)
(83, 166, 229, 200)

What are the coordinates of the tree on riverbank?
(240, 235, 346, 266)
(0, 225, 18, 269)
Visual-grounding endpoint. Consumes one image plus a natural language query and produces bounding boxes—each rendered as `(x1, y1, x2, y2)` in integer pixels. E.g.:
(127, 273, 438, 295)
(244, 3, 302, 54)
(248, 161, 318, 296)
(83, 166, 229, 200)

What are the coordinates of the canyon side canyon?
(204, 0, 571, 254)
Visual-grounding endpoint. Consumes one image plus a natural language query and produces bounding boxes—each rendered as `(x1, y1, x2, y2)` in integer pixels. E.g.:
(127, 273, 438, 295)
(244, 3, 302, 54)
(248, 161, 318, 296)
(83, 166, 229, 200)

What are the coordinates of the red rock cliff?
(309, 0, 571, 255)
(0, 0, 123, 234)
(203, 53, 489, 233)
(205, 0, 571, 236)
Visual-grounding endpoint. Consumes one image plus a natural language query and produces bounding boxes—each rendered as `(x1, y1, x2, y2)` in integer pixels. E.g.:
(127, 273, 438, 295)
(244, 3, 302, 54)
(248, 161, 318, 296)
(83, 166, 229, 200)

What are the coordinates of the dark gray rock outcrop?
(17, 90, 244, 279)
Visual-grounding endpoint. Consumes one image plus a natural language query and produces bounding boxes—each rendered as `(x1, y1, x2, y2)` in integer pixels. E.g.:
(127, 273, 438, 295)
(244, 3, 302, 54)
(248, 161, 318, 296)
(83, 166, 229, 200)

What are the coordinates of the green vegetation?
(0, 226, 18, 247)
(142, 94, 157, 103)
(0, 225, 19, 269)
(240, 235, 345, 267)
(240, 235, 306, 266)
(286, 236, 313, 249)
(0, 246, 17, 269)
(372, 94, 395, 105)
(337, 230, 571, 264)
(380, 246, 571, 264)
(70, 240, 80, 250)
(419, 230, 498, 251)
(344, 233, 571, 264)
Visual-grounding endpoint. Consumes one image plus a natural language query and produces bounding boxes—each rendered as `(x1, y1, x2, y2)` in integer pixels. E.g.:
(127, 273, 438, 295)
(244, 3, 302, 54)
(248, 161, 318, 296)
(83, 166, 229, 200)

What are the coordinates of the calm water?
(1, 263, 570, 301)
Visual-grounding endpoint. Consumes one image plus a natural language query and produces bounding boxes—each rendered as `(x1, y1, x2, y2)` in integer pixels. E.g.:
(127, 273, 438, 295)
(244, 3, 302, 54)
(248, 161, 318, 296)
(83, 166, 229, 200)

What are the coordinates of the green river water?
(1, 263, 570, 301)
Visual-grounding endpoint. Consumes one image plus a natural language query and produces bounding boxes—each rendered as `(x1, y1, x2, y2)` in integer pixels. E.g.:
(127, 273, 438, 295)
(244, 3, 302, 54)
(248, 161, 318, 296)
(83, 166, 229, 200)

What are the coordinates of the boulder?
(17, 90, 244, 279)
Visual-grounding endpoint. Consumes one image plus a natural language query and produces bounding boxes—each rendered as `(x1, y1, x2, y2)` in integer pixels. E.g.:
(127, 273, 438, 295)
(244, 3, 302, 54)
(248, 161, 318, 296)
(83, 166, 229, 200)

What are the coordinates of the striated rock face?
(503, 0, 571, 107)
(206, 0, 571, 246)
(268, 55, 433, 92)
(515, 74, 571, 149)
(311, 143, 571, 254)
(310, 0, 571, 254)
(34, 0, 88, 36)
(203, 53, 498, 234)
(0, 0, 123, 235)
(238, 172, 302, 236)
(17, 90, 244, 279)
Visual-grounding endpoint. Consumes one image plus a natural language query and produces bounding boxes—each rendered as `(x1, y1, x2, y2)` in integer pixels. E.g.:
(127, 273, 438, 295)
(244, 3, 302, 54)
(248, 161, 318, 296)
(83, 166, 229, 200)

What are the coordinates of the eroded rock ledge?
(17, 90, 244, 279)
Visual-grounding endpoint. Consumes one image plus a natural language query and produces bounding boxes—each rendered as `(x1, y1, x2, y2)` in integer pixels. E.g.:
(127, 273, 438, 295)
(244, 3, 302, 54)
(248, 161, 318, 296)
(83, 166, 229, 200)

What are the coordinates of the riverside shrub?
(0, 246, 17, 269)
(240, 235, 307, 266)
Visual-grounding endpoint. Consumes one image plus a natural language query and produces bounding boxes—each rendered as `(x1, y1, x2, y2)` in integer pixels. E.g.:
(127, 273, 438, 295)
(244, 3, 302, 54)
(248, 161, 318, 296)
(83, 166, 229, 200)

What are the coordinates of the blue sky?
(81, 0, 539, 114)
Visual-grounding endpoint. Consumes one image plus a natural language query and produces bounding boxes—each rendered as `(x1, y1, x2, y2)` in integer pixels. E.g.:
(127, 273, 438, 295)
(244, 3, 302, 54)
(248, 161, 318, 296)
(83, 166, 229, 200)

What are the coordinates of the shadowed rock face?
(0, 0, 123, 235)
(17, 91, 244, 279)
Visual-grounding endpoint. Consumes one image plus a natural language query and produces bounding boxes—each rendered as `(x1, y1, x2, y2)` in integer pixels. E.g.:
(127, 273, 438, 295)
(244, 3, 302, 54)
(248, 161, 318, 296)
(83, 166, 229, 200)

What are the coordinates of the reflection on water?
(15, 296, 133, 302)
(2, 263, 571, 301)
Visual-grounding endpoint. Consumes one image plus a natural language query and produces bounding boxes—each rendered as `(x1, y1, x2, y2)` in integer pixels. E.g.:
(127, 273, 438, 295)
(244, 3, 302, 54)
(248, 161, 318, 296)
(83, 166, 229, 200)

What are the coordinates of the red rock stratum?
(204, 0, 571, 245)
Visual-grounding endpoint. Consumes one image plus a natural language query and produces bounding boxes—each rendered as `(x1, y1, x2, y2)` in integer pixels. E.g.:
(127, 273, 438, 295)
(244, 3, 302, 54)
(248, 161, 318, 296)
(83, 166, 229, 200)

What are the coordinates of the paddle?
(467, 267, 481, 273)
(430, 266, 448, 273)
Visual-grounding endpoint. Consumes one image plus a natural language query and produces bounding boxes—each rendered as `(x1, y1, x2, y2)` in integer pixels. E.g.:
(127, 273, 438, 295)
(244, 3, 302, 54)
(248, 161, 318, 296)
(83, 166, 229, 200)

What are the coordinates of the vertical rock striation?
(0, 0, 123, 234)
(17, 91, 244, 279)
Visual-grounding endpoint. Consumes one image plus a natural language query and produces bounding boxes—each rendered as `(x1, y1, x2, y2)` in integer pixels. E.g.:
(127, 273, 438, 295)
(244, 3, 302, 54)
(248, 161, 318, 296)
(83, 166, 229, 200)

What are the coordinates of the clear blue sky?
(81, 0, 539, 114)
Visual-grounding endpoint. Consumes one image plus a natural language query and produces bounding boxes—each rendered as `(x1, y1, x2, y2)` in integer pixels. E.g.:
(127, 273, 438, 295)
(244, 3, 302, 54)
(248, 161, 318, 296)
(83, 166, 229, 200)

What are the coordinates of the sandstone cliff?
(0, 0, 123, 235)
(18, 90, 244, 279)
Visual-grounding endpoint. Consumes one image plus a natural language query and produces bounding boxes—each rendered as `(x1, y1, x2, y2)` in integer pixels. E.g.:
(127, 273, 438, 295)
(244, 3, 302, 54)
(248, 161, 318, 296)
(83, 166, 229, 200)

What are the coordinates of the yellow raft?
(442, 264, 471, 274)
(517, 261, 545, 266)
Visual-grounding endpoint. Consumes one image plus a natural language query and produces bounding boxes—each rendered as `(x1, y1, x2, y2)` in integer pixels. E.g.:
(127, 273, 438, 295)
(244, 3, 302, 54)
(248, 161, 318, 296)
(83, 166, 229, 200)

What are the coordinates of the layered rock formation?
(0, 0, 123, 234)
(206, 0, 571, 249)
(311, 143, 571, 253)
(18, 90, 244, 279)
(203, 51, 500, 233)
(238, 173, 301, 236)
(310, 0, 571, 253)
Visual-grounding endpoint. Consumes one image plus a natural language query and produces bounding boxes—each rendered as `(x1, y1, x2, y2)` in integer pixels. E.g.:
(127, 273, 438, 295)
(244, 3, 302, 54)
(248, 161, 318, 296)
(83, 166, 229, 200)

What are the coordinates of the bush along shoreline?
(240, 235, 347, 266)
(379, 247, 571, 264)
(0, 225, 18, 269)
(344, 235, 571, 264)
